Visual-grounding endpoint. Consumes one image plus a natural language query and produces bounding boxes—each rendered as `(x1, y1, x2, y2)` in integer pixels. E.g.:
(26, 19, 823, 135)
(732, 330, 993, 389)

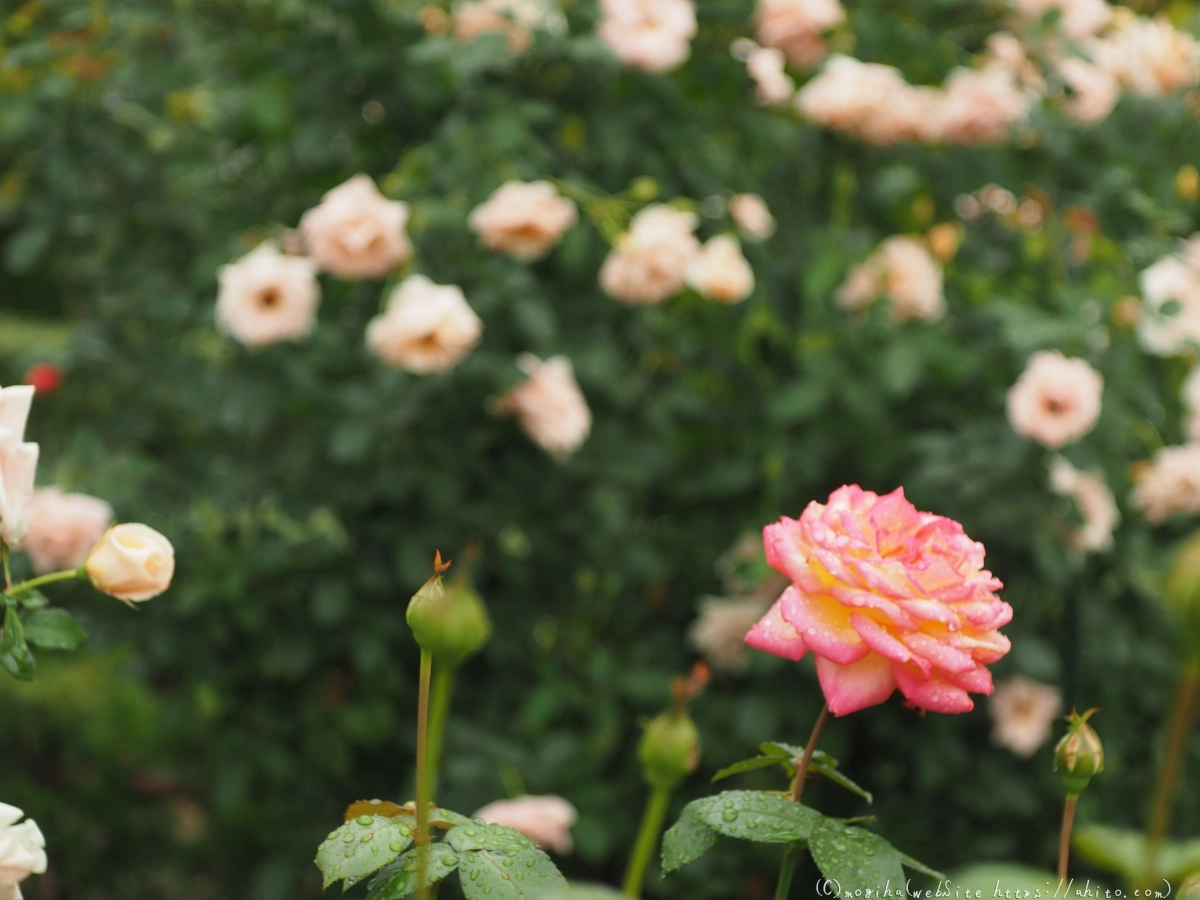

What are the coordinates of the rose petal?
(782, 587, 868, 665)
(815, 652, 897, 716)
(893, 662, 975, 713)
(744, 595, 810, 661)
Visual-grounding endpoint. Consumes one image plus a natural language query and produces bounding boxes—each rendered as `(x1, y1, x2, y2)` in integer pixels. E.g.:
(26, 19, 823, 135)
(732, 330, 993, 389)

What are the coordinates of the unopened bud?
(406, 552, 493, 665)
(1054, 709, 1104, 796)
(1164, 529, 1200, 657)
(638, 709, 700, 791)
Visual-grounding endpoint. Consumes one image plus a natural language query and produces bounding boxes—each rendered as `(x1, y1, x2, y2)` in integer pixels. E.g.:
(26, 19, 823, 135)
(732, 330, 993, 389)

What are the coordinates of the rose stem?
(1144, 658, 1200, 884)
(425, 666, 455, 799)
(6, 568, 85, 597)
(775, 704, 831, 900)
(621, 786, 672, 897)
(415, 649, 433, 900)
(1058, 794, 1078, 882)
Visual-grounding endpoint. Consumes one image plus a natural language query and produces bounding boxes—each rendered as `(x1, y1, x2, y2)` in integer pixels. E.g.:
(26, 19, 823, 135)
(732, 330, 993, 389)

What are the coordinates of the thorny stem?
(775, 705, 832, 900)
(621, 787, 671, 897)
(415, 650, 433, 900)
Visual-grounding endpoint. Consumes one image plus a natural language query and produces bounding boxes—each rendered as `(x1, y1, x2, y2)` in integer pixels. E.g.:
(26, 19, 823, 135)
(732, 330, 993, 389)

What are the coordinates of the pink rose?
(23, 488, 113, 573)
(1094, 15, 1199, 96)
(472, 795, 577, 854)
(755, 0, 846, 69)
(837, 236, 944, 322)
(1132, 444, 1200, 523)
(366, 275, 482, 374)
(299, 175, 411, 280)
(599, 204, 700, 304)
(795, 56, 940, 146)
(468, 181, 578, 260)
(686, 235, 755, 303)
(745, 485, 1012, 715)
(728, 194, 776, 242)
(1006, 350, 1103, 449)
(497, 354, 592, 458)
(596, 0, 697, 73)
(1055, 56, 1119, 124)
(939, 65, 1030, 146)
(215, 244, 320, 347)
(453, 0, 566, 52)
(989, 676, 1062, 757)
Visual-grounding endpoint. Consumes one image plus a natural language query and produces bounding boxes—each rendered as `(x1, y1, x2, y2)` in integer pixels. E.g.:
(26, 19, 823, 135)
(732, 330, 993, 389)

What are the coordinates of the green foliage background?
(1, 0, 1199, 897)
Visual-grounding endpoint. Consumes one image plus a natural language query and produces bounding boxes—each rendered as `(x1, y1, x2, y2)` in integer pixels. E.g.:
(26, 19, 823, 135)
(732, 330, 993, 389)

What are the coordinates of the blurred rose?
(453, 0, 566, 52)
(23, 488, 113, 573)
(299, 174, 411, 279)
(1049, 457, 1119, 552)
(1095, 16, 1199, 97)
(0, 386, 38, 549)
(472, 796, 577, 854)
(837, 236, 944, 322)
(1011, 0, 1111, 39)
(0, 803, 46, 898)
(689, 596, 772, 672)
(687, 235, 755, 303)
(366, 275, 482, 374)
(1056, 57, 1119, 123)
(497, 354, 592, 458)
(1138, 252, 1200, 356)
(468, 181, 578, 260)
(939, 66, 1030, 145)
(745, 46, 795, 105)
(596, 0, 697, 73)
(85, 523, 175, 602)
(1132, 444, 1200, 523)
(729, 194, 776, 241)
(745, 485, 1012, 715)
(599, 204, 700, 304)
(755, 0, 846, 69)
(22, 364, 62, 396)
(986, 32, 1044, 94)
(216, 244, 320, 347)
(1006, 350, 1103, 448)
(796, 56, 940, 145)
(926, 222, 962, 262)
(989, 677, 1062, 757)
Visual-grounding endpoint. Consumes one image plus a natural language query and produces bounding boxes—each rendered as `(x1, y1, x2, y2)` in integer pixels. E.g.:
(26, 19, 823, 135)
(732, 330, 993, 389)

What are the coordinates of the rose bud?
(1181, 873, 1200, 899)
(638, 708, 701, 791)
(85, 523, 175, 603)
(405, 553, 492, 665)
(23, 363, 63, 396)
(1055, 709, 1104, 796)
(1164, 529, 1200, 658)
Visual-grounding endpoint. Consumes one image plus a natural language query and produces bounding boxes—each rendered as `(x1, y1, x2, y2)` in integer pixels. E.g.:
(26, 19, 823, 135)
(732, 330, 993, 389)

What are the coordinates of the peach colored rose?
(745, 46, 795, 106)
(1055, 56, 1119, 123)
(299, 175, 411, 280)
(939, 65, 1030, 145)
(1049, 457, 1119, 552)
(23, 488, 113, 573)
(1095, 15, 1200, 96)
(0, 386, 38, 549)
(1006, 350, 1103, 448)
(366, 275, 482, 374)
(836, 263, 882, 313)
(755, 0, 846, 69)
(1138, 253, 1200, 356)
(689, 596, 772, 672)
(468, 181, 578, 260)
(85, 523, 175, 602)
(472, 796, 577, 854)
(986, 33, 1045, 94)
(215, 244, 320, 347)
(989, 676, 1062, 757)
(686, 235, 755, 303)
(1132, 444, 1200, 523)
(497, 354, 592, 458)
(795, 56, 940, 145)
(745, 485, 1012, 715)
(1011, 0, 1111, 39)
(0, 803, 46, 899)
(596, 0, 697, 74)
(453, 0, 566, 52)
(599, 204, 700, 304)
(729, 194, 776, 242)
(837, 236, 944, 322)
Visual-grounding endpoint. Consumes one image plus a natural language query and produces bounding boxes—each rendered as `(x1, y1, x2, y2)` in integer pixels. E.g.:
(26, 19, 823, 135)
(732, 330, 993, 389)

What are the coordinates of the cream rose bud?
(468, 181, 578, 260)
(687, 235, 755, 303)
(23, 488, 113, 573)
(0, 386, 38, 549)
(729, 194, 776, 242)
(1006, 350, 1104, 449)
(0, 803, 47, 896)
(366, 275, 483, 374)
(599, 204, 700, 304)
(596, 0, 697, 73)
(472, 796, 577, 854)
(299, 174, 411, 280)
(85, 523, 175, 602)
(498, 354, 592, 458)
(215, 244, 320, 347)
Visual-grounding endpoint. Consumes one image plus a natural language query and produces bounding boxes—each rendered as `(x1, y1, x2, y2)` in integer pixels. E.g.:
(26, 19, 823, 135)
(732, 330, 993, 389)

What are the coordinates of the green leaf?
(13, 589, 48, 610)
(314, 815, 415, 890)
(661, 803, 718, 874)
(711, 756, 789, 783)
(1074, 825, 1200, 883)
(759, 742, 805, 759)
(691, 791, 821, 844)
(809, 760, 873, 805)
(0, 606, 35, 681)
(897, 851, 947, 881)
(458, 846, 566, 899)
(23, 608, 87, 651)
(808, 819, 905, 897)
(367, 844, 461, 900)
(446, 822, 537, 854)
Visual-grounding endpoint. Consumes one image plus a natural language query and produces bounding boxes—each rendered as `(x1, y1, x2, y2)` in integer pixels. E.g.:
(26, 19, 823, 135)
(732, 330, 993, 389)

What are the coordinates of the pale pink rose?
(729, 194, 776, 242)
(0, 804, 46, 898)
(497, 354, 591, 458)
(23, 488, 113, 573)
(596, 0, 697, 73)
(745, 46, 795, 106)
(755, 0, 846, 69)
(468, 181, 578, 260)
(989, 677, 1062, 757)
(1132, 444, 1200, 523)
(837, 236, 944, 322)
(939, 65, 1030, 145)
(366, 275, 482, 374)
(686, 235, 755, 303)
(986, 32, 1045, 94)
(299, 175, 411, 280)
(0, 386, 38, 549)
(1011, 0, 1111, 39)
(1049, 457, 1119, 552)
(1138, 254, 1200, 356)
(215, 244, 320, 347)
(472, 796, 577, 854)
(745, 485, 1012, 715)
(1006, 350, 1103, 449)
(689, 596, 772, 672)
(453, 0, 566, 51)
(1056, 56, 1119, 123)
(795, 56, 940, 145)
(1094, 15, 1200, 96)
(599, 204, 700, 304)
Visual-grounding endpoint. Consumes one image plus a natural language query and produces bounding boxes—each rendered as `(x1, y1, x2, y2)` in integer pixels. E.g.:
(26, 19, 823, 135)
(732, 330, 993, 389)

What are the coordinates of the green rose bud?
(638, 709, 700, 791)
(406, 552, 492, 666)
(1054, 709, 1104, 797)
(1164, 529, 1200, 658)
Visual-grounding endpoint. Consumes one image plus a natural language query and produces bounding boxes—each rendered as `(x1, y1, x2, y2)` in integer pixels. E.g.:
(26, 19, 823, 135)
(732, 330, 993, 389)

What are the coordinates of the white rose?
(216, 244, 320, 347)
(0, 387, 38, 549)
(299, 174, 412, 280)
(85, 523, 175, 603)
(0, 803, 47, 900)
(365, 275, 483, 374)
